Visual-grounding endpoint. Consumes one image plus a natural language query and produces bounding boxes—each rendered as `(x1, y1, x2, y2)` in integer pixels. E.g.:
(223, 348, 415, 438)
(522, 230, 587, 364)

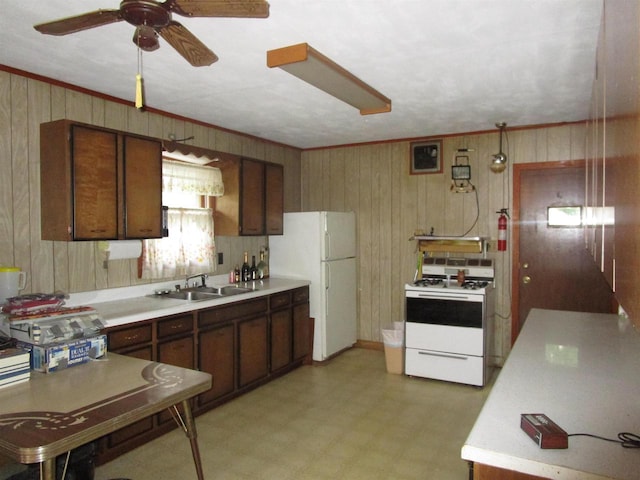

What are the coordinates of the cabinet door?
(270, 309, 292, 372)
(238, 315, 268, 386)
(293, 302, 311, 361)
(265, 163, 284, 235)
(72, 125, 119, 240)
(198, 324, 235, 406)
(241, 158, 265, 235)
(157, 336, 194, 423)
(123, 135, 163, 239)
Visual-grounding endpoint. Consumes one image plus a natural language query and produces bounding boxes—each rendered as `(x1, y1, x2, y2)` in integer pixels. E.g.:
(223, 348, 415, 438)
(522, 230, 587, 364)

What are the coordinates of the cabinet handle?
(90, 229, 107, 233)
(170, 323, 184, 330)
(124, 334, 140, 341)
(138, 229, 153, 233)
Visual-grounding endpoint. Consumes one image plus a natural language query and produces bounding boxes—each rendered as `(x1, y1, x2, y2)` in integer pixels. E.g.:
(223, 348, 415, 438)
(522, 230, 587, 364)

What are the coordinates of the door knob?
(522, 263, 529, 269)
(522, 275, 531, 284)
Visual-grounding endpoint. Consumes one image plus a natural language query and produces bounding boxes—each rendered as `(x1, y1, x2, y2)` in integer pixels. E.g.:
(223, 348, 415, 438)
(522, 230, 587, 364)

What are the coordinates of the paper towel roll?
(105, 240, 143, 260)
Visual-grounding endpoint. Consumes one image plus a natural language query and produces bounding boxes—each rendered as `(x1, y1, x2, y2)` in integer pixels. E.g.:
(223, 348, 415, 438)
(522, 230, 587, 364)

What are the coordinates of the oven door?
(405, 289, 484, 328)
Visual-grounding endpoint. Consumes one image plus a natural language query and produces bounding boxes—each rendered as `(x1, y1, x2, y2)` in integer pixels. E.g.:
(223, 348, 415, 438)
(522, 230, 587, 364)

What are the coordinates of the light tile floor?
(95, 348, 493, 480)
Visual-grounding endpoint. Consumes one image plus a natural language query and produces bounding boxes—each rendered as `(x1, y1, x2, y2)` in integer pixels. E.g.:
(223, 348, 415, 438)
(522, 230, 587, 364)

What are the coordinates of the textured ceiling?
(0, 0, 603, 149)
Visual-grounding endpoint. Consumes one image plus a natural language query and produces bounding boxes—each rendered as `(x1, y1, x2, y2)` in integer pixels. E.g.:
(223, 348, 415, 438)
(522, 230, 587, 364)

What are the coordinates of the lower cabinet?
(97, 286, 310, 465)
(238, 315, 269, 386)
(197, 323, 235, 406)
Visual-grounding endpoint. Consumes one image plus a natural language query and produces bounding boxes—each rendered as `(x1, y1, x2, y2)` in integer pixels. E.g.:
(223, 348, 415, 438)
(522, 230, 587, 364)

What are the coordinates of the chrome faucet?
(185, 273, 208, 288)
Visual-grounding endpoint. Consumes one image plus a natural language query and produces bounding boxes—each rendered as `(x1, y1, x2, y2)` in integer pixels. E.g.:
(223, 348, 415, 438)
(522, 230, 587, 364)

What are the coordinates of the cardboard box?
(18, 335, 107, 373)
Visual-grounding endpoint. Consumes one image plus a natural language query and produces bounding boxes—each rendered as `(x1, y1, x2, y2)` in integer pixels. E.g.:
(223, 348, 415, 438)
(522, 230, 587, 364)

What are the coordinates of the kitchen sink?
(198, 286, 254, 296)
(149, 285, 255, 302)
(164, 290, 222, 301)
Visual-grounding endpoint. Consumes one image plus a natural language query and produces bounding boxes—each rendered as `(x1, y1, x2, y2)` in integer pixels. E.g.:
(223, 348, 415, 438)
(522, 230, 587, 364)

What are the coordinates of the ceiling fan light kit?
(490, 122, 508, 173)
(266, 43, 392, 115)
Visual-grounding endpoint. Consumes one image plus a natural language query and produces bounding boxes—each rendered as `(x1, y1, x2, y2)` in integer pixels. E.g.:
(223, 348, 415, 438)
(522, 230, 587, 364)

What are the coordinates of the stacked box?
(17, 335, 107, 373)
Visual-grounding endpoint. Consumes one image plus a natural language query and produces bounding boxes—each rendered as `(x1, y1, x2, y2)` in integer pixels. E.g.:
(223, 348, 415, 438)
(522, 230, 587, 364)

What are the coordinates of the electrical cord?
(460, 181, 479, 237)
(568, 432, 640, 448)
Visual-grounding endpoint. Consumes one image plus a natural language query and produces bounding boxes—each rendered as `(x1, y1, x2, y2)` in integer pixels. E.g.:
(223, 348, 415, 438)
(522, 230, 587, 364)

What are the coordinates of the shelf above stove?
(411, 236, 488, 254)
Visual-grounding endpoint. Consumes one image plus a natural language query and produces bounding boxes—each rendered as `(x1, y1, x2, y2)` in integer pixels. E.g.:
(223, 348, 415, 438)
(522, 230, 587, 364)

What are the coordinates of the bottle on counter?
(241, 252, 250, 282)
(250, 255, 257, 280)
(257, 249, 267, 279)
(228, 268, 235, 283)
(234, 264, 240, 283)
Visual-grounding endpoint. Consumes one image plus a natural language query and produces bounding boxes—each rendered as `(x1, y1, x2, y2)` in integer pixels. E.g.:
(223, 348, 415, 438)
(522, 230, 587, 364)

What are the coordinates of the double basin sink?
(151, 285, 255, 302)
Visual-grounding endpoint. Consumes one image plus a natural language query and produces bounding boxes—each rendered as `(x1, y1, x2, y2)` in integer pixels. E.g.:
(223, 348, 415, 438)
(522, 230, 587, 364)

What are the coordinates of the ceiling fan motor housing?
(120, 0, 171, 28)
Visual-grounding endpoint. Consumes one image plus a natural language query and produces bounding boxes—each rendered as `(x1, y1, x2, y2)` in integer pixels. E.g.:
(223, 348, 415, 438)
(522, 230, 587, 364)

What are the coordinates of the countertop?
(461, 308, 640, 480)
(64, 276, 310, 328)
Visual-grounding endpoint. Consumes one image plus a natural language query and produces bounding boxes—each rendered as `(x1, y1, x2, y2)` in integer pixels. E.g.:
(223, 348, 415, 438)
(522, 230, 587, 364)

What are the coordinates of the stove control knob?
(522, 275, 531, 284)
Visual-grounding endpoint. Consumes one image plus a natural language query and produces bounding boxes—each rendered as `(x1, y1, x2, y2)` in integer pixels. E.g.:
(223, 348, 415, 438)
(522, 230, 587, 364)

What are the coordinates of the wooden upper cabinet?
(40, 120, 162, 241)
(241, 158, 266, 235)
(265, 163, 284, 235)
(215, 155, 284, 236)
(123, 135, 163, 239)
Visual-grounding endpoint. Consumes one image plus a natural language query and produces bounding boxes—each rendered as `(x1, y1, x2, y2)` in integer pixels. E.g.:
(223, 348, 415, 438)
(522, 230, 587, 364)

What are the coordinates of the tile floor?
(95, 348, 493, 480)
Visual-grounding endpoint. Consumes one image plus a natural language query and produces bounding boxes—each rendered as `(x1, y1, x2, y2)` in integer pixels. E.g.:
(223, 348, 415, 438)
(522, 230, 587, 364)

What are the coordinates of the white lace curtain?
(162, 159, 224, 196)
(141, 161, 223, 280)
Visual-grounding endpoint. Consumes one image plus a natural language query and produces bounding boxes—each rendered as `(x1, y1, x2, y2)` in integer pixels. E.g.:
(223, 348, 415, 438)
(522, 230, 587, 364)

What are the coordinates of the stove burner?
(461, 280, 489, 290)
(414, 277, 443, 287)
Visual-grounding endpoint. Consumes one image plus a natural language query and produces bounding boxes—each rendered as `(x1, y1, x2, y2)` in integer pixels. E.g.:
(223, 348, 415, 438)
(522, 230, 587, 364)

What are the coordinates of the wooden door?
(123, 135, 163, 239)
(270, 308, 292, 371)
(265, 163, 284, 235)
(241, 158, 265, 235)
(198, 324, 235, 406)
(72, 125, 118, 240)
(238, 315, 268, 386)
(513, 162, 615, 341)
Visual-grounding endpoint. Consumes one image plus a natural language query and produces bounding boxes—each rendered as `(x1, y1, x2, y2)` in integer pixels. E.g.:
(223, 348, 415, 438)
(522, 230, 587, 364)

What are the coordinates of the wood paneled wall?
(0, 69, 302, 296)
(301, 124, 587, 363)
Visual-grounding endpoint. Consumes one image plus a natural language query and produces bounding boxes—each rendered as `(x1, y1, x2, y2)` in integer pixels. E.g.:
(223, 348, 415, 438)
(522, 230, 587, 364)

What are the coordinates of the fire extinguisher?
(496, 208, 509, 251)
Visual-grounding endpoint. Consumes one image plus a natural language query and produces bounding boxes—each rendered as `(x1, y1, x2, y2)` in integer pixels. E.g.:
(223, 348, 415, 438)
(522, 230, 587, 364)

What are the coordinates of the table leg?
(40, 458, 55, 480)
(181, 399, 205, 480)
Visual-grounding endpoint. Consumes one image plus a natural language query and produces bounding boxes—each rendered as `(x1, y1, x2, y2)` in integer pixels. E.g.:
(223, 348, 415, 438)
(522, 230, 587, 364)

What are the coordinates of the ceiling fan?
(33, 0, 270, 67)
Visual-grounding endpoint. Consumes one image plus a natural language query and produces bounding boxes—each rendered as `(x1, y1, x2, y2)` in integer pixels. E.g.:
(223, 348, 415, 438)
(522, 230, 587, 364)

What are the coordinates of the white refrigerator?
(269, 211, 357, 361)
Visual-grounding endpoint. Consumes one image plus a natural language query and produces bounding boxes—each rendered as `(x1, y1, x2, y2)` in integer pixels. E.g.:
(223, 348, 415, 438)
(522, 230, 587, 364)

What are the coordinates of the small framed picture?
(410, 140, 442, 175)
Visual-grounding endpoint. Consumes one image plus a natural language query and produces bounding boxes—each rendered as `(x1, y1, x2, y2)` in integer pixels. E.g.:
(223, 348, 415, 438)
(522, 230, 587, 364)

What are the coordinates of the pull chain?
(135, 33, 144, 110)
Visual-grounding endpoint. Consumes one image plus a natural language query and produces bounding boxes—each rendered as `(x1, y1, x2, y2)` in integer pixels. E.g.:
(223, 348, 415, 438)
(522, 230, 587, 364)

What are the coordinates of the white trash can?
(381, 322, 404, 374)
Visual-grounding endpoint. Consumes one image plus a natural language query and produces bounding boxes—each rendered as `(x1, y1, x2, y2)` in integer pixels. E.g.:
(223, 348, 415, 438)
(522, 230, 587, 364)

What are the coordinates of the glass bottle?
(241, 252, 250, 282)
(250, 255, 258, 280)
(257, 249, 267, 279)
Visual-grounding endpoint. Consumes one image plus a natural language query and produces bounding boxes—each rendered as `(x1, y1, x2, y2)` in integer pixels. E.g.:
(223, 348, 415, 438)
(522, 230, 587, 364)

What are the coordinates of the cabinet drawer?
(405, 348, 484, 386)
(270, 291, 290, 310)
(292, 287, 309, 303)
(199, 298, 269, 327)
(108, 324, 152, 350)
(157, 314, 193, 339)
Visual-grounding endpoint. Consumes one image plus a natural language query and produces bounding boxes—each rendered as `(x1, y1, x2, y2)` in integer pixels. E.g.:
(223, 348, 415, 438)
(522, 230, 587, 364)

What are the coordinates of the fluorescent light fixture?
(267, 43, 391, 115)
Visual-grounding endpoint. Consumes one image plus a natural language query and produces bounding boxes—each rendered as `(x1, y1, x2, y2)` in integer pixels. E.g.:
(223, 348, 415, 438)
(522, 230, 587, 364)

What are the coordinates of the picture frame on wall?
(410, 140, 442, 175)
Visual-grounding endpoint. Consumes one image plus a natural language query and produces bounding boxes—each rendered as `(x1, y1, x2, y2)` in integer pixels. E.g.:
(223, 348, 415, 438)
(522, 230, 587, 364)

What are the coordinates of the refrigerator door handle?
(324, 231, 331, 260)
(325, 263, 330, 290)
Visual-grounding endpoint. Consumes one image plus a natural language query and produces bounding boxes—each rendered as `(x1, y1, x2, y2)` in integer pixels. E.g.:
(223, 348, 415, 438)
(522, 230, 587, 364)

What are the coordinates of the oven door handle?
(407, 291, 481, 301)
(418, 351, 468, 360)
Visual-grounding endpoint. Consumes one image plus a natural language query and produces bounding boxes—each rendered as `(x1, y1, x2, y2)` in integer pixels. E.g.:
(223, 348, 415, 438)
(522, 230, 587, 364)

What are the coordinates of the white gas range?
(404, 257, 495, 386)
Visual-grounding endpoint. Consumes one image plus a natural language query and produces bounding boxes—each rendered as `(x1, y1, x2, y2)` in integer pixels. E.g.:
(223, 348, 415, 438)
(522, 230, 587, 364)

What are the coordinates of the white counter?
(65, 277, 310, 328)
(461, 308, 640, 480)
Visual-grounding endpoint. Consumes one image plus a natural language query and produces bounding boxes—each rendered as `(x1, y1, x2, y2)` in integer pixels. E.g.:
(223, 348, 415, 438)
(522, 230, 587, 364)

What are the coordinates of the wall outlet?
(218, 252, 223, 265)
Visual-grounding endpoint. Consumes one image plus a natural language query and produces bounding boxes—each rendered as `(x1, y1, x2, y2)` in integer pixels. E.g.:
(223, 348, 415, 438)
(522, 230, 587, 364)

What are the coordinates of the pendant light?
(490, 122, 507, 173)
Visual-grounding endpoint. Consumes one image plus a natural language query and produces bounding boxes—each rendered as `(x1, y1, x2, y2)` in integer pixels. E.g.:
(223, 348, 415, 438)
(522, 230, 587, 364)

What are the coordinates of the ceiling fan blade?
(34, 9, 123, 35)
(158, 21, 218, 66)
(169, 0, 269, 18)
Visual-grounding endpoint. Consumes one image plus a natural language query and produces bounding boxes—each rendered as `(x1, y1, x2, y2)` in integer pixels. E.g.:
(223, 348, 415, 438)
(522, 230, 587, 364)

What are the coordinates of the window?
(141, 160, 224, 280)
